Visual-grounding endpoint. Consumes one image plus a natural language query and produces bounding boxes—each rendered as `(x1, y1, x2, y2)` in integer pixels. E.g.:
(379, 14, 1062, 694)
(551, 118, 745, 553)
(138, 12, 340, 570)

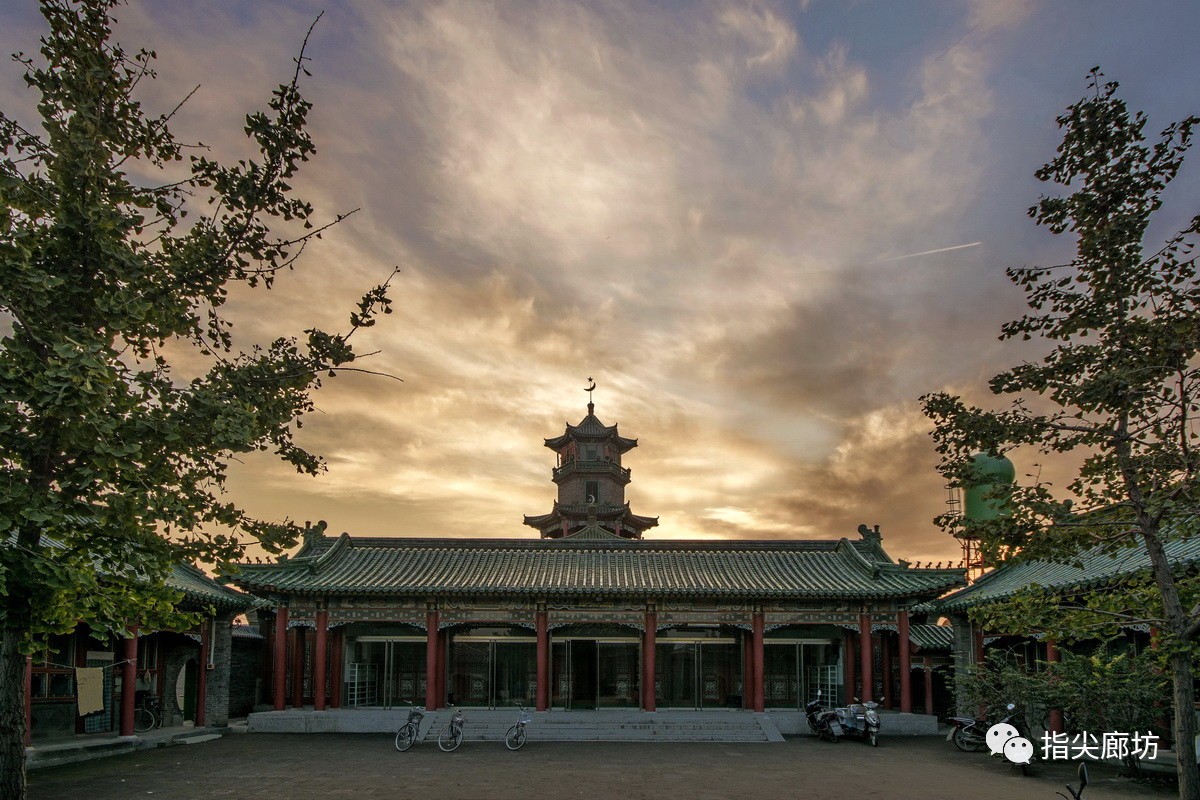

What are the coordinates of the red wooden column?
(272, 607, 288, 710)
(643, 608, 657, 711)
(1046, 639, 1063, 733)
(424, 609, 439, 710)
(24, 655, 33, 746)
(314, 609, 329, 711)
(858, 613, 873, 702)
(330, 628, 344, 709)
(119, 629, 138, 736)
(843, 634, 856, 705)
(742, 633, 753, 709)
(535, 608, 549, 711)
(897, 610, 912, 713)
(923, 656, 935, 716)
(751, 610, 765, 712)
(437, 628, 447, 706)
(196, 619, 210, 726)
(290, 627, 305, 708)
(973, 627, 985, 664)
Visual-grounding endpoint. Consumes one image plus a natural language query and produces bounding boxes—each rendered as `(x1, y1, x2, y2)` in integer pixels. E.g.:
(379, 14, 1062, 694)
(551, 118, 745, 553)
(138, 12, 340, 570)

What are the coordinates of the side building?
(27, 560, 259, 743)
(231, 402, 965, 729)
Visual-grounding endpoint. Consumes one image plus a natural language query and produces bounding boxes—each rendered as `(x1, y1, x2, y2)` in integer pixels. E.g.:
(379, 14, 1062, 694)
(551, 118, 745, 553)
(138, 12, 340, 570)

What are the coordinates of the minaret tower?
(523, 381, 659, 539)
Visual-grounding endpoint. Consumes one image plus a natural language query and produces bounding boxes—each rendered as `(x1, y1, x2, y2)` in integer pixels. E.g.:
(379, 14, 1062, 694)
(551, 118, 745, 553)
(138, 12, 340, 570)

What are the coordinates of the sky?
(3, 1, 1200, 563)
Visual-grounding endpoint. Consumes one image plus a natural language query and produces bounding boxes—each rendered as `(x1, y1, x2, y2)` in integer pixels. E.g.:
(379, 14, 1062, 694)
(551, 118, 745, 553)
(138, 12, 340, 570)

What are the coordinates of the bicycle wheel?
(505, 725, 527, 751)
(438, 724, 462, 752)
(133, 708, 155, 733)
(395, 723, 418, 752)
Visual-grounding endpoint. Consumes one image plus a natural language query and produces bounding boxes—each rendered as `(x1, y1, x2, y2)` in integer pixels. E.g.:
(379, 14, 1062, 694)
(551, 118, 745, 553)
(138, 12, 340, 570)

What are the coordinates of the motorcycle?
(805, 690, 843, 742)
(947, 702, 1019, 752)
(947, 702, 1037, 775)
(834, 697, 881, 747)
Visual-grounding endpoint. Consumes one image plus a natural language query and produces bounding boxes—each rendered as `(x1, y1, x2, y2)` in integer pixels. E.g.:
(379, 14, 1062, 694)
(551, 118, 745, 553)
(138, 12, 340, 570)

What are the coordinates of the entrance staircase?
(416, 709, 783, 743)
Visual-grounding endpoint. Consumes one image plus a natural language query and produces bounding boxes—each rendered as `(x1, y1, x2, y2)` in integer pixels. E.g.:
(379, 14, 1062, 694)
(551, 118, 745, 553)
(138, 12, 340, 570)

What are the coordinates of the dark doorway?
(569, 639, 597, 709)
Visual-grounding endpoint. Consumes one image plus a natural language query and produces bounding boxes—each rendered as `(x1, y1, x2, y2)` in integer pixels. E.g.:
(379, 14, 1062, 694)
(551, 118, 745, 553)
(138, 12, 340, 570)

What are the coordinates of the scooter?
(805, 690, 843, 742)
(834, 697, 881, 746)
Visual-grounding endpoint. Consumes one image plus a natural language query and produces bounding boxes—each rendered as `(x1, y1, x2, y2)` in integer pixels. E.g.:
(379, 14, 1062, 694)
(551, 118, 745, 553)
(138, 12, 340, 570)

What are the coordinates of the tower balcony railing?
(552, 459, 631, 482)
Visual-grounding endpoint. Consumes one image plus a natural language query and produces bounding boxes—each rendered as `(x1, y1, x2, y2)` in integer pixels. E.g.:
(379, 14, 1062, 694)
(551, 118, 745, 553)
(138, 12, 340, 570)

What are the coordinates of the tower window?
(585, 446, 597, 461)
(585, 481, 599, 504)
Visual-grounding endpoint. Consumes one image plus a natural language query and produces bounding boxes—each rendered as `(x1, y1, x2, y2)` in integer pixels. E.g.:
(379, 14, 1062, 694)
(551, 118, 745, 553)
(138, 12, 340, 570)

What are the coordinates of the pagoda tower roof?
(544, 403, 638, 453)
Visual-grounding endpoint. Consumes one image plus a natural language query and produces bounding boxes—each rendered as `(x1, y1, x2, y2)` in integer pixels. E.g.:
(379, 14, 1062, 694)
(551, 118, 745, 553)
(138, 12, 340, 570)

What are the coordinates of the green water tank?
(963, 452, 1015, 521)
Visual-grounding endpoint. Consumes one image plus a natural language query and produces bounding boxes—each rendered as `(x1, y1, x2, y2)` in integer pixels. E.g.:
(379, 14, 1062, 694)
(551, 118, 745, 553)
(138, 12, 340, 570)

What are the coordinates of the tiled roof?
(910, 623, 955, 651)
(232, 624, 264, 640)
(544, 410, 638, 452)
(931, 535, 1200, 613)
(231, 533, 965, 601)
(169, 562, 260, 611)
(20, 532, 256, 611)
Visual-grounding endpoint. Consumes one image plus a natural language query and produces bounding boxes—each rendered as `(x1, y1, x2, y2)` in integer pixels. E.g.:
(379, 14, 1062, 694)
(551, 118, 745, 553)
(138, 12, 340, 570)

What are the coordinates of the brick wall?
(229, 635, 264, 717)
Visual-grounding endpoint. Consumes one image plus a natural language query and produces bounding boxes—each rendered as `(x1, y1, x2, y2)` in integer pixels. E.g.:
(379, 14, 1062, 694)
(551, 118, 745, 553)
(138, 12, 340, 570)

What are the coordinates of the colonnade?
(269, 607, 920, 715)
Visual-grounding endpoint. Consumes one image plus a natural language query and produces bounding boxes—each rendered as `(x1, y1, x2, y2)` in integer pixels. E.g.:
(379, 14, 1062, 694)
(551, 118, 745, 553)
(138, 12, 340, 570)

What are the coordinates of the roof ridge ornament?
(586, 376, 596, 415)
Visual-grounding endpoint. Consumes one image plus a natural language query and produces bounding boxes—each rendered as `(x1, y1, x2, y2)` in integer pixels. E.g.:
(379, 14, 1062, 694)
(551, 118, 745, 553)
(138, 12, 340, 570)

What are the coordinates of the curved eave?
(229, 573, 962, 601)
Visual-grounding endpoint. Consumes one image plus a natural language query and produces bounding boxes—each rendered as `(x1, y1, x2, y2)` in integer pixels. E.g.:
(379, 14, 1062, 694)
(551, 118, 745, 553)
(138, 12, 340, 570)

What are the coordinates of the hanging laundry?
(76, 667, 104, 716)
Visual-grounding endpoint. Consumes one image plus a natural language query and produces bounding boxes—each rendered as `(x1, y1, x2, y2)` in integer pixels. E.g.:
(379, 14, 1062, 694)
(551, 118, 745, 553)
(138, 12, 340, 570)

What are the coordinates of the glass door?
(699, 642, 739, 708)
(764, 643, 800, 709)
(348, 637, 426, 708)
(597, 642, 639, 708)
(655, 641, 698, 709)
(449, 636, 537, 708)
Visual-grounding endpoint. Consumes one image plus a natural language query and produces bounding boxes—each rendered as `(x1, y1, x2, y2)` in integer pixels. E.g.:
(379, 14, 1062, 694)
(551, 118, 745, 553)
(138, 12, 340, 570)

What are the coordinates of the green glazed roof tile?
(932, 535, 1200, 613)
(231, 534, 964, 600)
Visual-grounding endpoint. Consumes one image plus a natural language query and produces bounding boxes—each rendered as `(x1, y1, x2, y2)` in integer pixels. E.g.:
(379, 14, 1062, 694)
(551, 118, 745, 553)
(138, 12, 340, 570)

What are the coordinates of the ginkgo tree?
(922, 69, 1200, 798)
(0, 3, 396, 797)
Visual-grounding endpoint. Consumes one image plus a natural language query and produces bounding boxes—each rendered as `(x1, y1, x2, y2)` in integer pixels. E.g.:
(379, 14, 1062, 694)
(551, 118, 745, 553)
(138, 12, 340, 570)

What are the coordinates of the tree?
(0, 3, 395, 796)
(922, 68, 1200, 798)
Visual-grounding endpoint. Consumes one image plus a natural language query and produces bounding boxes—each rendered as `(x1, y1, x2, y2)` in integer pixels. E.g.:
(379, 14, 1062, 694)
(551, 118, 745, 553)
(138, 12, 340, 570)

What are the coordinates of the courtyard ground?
(29, 732, 1175, 800)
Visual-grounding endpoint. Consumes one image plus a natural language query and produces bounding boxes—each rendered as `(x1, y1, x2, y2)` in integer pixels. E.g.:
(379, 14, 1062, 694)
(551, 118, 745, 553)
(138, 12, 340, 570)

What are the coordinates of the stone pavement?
(29, 732, 1175, 800)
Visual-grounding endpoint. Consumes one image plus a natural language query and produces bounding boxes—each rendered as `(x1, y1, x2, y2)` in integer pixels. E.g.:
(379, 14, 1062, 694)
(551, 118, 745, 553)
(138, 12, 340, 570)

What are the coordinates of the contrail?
(871, 241, 982, 263)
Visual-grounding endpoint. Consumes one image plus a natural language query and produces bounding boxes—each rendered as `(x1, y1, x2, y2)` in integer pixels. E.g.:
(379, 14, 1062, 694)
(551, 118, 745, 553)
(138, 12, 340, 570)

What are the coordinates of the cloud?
(0, 0, 1095, 564)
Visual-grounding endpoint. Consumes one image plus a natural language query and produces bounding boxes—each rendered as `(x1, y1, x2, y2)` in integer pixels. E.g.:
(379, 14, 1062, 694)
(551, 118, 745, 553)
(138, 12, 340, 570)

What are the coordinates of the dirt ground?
(29, 733, 1175, 800)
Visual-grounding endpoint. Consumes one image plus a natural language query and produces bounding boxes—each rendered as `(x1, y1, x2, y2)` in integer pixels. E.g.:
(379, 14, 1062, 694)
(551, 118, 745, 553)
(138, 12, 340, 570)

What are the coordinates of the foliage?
(920, 68, 1200, 797)
(1048, 647, 1167, 741)
(956, 649, 1052, 733)
(0, 0, 395, 642)
(0, 10, 399, 800)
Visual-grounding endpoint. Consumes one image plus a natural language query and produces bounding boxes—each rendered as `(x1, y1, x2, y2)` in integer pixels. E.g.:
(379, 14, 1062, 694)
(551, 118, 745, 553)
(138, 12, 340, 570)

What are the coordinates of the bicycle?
(437, 706, 466, 752)
(393, 702, 425, 752)
(505, 704, 532, 751)
(133, 692, 161, 733)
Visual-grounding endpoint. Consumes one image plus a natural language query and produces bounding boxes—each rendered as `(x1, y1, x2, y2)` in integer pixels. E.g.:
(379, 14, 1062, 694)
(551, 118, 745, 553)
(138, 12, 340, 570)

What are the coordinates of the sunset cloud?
(4, 0, 1197, 564)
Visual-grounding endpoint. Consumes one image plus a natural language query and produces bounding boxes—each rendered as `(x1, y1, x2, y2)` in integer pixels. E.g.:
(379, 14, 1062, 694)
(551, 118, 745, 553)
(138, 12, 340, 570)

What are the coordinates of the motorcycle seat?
(949, 716, 975, 726)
